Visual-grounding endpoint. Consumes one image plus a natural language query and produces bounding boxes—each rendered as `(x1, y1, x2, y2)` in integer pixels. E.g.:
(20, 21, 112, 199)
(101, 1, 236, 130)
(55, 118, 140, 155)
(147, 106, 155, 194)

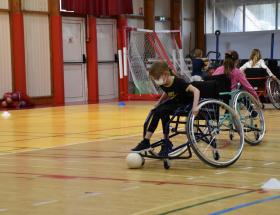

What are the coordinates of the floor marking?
(241, 166, 253, 170)
(209, 194, 280, 215)
(0, 170, 257, 191)
(0, 132, 143, 157)
(122, 186, 140, 191)
(186, 177, 195, 180)
(215, 171, 228, 175)
(0, 209, 8, 212)
(132, 190, 255, 215)
(82, 192, 103, 198)
(263, 162, 276, 166)
(32, 199, 58, 207)
(158, 190, 256, 215)
(238, 186, 249, 189)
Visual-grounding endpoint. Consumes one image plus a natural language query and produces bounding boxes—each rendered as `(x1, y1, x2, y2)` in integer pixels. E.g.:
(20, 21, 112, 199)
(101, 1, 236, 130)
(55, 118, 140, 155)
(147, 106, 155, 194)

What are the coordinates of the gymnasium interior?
(0, 0, 280, 214)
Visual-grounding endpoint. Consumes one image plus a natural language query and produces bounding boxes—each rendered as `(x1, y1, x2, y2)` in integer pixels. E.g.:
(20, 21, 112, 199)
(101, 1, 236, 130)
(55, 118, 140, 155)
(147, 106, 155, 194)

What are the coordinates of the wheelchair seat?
(203, 74, 231, 104)
(244, 68, 267, 101)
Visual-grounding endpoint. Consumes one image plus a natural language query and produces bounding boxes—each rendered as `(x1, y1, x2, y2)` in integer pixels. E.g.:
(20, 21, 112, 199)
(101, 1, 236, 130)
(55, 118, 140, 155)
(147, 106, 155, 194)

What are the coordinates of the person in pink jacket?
(212, 50, 259, 101)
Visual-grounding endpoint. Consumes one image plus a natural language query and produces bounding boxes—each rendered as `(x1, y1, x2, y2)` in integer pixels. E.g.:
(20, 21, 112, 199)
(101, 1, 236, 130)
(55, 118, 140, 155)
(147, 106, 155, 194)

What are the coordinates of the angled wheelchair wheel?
(266, 78, 280, 109)
(232, 91, 265, 145)
(187, 99, 244, 168)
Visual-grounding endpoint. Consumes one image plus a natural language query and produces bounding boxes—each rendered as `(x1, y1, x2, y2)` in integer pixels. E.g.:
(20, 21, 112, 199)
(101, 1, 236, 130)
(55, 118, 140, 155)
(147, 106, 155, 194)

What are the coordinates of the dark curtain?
(61, 0, 133, 16)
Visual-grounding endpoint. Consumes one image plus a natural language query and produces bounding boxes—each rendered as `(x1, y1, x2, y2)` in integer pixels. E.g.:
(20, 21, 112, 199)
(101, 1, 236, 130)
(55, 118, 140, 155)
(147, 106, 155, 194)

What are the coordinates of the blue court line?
(209, 194, 280, 215)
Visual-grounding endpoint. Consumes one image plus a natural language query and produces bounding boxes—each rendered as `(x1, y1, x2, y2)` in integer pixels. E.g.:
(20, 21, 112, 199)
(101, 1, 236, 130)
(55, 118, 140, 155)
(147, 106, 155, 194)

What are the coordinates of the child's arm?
(238, 72, 260, 102)
(186, 84, 200, 116)
(260, 59, 277, 80)
(155, 92, 169, 107)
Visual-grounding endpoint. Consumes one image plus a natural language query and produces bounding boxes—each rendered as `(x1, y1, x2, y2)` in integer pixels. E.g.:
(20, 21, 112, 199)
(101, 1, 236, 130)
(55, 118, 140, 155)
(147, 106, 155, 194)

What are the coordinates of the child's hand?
(192, 106, 199, 116)
(272, 75, 278, 81)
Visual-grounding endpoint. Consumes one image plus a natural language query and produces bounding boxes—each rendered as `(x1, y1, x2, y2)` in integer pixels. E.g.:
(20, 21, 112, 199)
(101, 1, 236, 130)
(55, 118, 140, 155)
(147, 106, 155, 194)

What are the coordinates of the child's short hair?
(149, 61, 170, 79)
(193, 48, 203, 58)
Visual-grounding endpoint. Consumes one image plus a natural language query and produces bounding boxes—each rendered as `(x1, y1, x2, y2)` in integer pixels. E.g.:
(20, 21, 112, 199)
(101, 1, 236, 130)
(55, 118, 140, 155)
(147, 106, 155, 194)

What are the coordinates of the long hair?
(223, 50, 239, 77)
(250, 49, 261, 67)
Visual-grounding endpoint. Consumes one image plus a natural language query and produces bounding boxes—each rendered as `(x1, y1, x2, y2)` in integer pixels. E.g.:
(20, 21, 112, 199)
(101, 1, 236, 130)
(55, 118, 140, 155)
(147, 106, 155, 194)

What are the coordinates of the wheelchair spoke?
(187, 99, 244, 167)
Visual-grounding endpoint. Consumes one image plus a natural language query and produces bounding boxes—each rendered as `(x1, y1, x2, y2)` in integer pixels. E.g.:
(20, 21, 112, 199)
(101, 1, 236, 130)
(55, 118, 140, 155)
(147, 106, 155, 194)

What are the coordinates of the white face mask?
(154, 77, 165, 86)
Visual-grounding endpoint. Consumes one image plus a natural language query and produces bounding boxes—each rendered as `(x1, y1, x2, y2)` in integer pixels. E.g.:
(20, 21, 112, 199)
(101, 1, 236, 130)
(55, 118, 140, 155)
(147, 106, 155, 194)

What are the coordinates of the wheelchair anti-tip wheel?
(187, 99, 244, 168)
(232, 91, 265, 145)
(266, 78, 280, 109)
(163, 159, 171, 169)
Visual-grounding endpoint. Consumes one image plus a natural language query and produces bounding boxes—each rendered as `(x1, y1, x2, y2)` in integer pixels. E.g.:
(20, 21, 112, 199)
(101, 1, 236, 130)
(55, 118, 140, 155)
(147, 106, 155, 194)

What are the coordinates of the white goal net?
(126, 27, 192, 97)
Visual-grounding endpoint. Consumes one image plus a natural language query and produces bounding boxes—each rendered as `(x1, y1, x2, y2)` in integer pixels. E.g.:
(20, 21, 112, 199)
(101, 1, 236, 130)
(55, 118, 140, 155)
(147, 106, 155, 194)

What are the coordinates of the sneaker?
(250, 110, 258, 118)
(131, 139, 151, 152)
(158, 140, 173, 157)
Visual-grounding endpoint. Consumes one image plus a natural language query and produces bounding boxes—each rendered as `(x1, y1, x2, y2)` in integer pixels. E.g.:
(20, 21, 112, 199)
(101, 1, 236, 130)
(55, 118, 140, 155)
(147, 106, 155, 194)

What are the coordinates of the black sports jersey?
(160, 77, 193, 103)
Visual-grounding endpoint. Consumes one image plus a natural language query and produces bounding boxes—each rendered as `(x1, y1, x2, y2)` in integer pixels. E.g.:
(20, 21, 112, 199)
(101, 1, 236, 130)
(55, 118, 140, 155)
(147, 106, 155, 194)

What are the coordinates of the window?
(205, 0, 214, 33)
(215, 2, 244, 32)
(206, 0, 278, 33)
(245, 3, 276, 31)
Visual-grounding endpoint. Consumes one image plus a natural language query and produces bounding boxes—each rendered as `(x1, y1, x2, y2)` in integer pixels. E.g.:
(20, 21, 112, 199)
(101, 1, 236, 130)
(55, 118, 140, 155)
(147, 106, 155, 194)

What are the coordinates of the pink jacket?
(213, 66, 259, 99)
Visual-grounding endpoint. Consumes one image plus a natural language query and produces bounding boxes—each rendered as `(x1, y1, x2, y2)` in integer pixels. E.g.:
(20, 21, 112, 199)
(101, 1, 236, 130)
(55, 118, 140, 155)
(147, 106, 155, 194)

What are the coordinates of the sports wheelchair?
(138, 78, 245, 169)
(245, 68, 280, 110)
(206, 74, 266, 146)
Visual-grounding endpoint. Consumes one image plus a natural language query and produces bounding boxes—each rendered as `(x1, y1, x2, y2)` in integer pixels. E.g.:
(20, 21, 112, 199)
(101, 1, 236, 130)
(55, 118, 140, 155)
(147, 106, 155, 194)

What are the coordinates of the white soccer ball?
(126, 153, 144, 169)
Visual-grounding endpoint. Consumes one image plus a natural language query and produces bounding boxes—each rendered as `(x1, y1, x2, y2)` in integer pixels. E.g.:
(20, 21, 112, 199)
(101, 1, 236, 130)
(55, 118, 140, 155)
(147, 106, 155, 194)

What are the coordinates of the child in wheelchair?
(240, 49, 278, 81)
(212, 50, 261, 118)
(131, 62, 200, 156)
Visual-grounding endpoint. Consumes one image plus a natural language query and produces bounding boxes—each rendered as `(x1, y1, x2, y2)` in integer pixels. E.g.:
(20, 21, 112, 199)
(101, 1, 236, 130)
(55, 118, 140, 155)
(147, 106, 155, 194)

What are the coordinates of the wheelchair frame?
(244, 68, 280, 109)
(139, 99, 245, 169)
(220, 89, 266, 145)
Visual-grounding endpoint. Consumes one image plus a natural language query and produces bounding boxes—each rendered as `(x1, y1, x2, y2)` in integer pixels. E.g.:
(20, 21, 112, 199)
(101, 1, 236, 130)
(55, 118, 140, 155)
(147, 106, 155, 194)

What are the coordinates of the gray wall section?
(206, 30, 280, 59)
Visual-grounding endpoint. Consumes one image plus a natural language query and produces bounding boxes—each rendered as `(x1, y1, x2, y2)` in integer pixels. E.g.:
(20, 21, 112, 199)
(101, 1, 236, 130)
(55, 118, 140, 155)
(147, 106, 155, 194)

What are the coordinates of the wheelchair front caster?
(163, 159, 170, 169)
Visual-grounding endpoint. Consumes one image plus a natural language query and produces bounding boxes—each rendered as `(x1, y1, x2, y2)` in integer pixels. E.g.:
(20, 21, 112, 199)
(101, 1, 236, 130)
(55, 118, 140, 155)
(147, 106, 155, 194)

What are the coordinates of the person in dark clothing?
(191, 48, 209, 81)
(131, 62, 200, 156)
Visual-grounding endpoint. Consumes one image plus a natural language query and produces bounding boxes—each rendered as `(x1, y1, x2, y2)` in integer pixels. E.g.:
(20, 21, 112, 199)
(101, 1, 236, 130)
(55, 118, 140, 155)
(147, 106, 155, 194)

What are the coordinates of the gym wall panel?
(0, 0, 8, 9)
(127, 19, 144, 28)
(132, 0, 144, 15)
(206, 31, 280, 59)
(22, 0, 48, 12)
(155, 0, 170, 30)
(24, 14, 51, 97)
(155, 0, 170, 18)
(0, 13, 12, 96)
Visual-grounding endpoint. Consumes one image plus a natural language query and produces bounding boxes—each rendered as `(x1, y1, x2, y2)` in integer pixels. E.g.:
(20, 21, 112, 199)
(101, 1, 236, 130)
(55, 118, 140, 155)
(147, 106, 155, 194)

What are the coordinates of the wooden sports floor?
(0, 101, 280, 215)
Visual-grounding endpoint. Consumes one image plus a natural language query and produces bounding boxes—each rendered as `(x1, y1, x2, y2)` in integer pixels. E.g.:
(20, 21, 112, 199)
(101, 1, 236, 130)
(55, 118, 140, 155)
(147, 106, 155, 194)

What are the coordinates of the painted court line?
(186, 177, 195, 180)
(0, 133, 143, 157)
(82, 192, 103, 198)
(32, 199, 59, 207)
(263, 162, 276, 166)
(132, 190, 255, 215)
(215, 171, 228, 175)
(209, 194, 280, 215)
(122, 186, 140, 191)
(157, 190, 256, 215)
(0, 209, 8, 212)
(241, 166, 253, 170)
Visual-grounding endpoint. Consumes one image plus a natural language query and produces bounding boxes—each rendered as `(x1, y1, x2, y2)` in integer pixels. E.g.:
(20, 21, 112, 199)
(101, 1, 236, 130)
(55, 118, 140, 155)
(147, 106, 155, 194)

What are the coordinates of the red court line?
(0, 171, 259, 192)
